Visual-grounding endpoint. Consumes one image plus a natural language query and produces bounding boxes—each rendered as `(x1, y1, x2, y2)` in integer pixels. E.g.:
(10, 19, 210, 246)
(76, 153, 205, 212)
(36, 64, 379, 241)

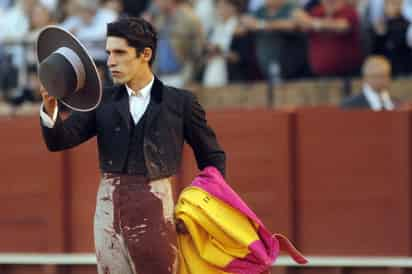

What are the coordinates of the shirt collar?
(125, 76, 154, 98)
(363, 83, 384, 111)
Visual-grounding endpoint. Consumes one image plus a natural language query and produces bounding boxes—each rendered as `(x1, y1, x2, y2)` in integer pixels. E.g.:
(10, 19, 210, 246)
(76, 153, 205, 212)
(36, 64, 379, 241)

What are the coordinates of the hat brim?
(37, 25, 102, 112)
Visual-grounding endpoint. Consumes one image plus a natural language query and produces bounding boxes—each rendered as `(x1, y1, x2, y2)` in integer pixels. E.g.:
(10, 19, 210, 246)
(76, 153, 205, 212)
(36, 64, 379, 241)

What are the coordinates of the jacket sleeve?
(183, 93, 226, 177)
(40, 106, 97, 152)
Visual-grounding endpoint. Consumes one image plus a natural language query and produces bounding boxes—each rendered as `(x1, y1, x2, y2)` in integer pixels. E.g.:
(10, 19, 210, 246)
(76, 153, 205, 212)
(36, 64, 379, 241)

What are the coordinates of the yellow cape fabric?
(176, 186, 261, 274)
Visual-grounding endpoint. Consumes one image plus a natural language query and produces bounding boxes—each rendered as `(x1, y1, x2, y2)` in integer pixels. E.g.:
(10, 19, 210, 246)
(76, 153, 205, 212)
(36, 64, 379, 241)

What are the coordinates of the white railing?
(1, 254, 412, 268)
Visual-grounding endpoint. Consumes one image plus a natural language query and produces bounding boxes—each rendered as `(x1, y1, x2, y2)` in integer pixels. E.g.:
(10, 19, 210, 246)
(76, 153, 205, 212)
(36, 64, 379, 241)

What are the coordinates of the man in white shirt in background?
(341, 55, 396, 110)
(60, 0, 118, 62)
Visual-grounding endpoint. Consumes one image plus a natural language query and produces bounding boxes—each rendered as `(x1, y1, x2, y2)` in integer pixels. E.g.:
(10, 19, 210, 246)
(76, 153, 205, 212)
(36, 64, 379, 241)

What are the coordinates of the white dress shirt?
(126, 77, 154, 124)
(40, 76, 154, 128)
(363, 84, 394, 111)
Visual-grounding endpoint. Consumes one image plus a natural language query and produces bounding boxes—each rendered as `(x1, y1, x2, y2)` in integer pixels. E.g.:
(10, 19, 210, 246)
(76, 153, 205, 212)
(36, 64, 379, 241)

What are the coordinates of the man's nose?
(107, 54, 116, 67)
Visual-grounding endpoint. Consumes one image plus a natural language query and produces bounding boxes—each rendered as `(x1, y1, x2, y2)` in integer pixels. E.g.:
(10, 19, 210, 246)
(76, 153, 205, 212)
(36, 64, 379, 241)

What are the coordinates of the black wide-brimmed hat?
(37, 25, 102, 112)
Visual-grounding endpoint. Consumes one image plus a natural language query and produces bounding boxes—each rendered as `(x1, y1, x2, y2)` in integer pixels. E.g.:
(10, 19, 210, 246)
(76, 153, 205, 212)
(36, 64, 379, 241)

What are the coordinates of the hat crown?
(39, 46, 87, 99)
(39, 52, 77, 99)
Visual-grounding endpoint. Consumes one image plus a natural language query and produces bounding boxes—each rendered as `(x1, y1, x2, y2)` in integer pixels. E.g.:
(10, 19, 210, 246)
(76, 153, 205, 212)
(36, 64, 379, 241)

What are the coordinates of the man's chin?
(112, 78, 126, 85)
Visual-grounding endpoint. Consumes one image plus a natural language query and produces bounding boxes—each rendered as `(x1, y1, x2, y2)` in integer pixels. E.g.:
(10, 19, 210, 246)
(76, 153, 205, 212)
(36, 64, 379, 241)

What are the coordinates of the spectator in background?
(357, 0, 375, 56)
(227, 9, 262, 82)
(103, 0, 124, 16)
(0, 0, 35, 43)
(6, 65, 41, 107)
(6, 2, 55, 107)
(241, 0, 308, 79)
(294, 0, 363, 77)
(0, 0, 13, 15)
(341, 55, 396, 110)
(0, 0, 33, 41)
(248, 0, 265, 12)
(299, 0, 320, 11)
(371, 0, 412, 76)
(29, 2, 56, 36)
(192, 0, 216, 35)
(54, 0, 73, 22)
(26, 2, 56, 57)
(0, 0, 38, 57)
(367, 0, 412, 25)
(402, 0, 412, 20)
(149, 0, 204, 88)
(60, 0, 118, 85)
(0, 0, 38, 99)
(121, 0, 150, 17)
(60, 0, 118, 60)
(39, 0, 59, 13)
(202, 0, 248, 86)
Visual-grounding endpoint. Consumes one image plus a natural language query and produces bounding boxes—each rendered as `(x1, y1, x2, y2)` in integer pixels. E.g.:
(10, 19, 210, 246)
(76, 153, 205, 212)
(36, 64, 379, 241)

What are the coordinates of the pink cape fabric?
(190, 166, 308, 274)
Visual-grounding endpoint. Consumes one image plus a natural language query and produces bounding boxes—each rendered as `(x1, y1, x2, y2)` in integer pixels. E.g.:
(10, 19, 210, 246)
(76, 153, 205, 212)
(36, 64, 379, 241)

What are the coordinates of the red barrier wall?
(0, 117, 65, 252)
(295, 110, 411, 256)
(0, 109, 411, 259)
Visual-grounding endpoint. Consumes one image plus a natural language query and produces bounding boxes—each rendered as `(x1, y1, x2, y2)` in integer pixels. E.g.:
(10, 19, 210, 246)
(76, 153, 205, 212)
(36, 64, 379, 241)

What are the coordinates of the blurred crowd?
(0, 0, 411, 108)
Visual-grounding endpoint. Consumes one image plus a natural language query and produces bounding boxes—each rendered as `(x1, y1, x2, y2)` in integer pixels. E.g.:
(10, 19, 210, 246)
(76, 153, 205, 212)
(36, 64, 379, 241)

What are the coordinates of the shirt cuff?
(40, 103, 58, 128)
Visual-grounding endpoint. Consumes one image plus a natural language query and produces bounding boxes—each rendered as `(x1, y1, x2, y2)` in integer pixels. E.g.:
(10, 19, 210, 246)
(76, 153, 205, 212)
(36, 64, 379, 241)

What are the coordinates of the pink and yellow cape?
(176, 166, 308, 274)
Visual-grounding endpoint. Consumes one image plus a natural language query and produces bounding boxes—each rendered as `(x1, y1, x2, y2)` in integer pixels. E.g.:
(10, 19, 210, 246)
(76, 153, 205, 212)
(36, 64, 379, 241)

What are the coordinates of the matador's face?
(105, 36, 152, 85)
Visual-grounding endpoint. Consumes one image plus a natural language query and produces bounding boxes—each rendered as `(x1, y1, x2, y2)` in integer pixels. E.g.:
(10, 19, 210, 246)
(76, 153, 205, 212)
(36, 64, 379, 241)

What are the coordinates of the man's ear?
(142, 47, 153, 63)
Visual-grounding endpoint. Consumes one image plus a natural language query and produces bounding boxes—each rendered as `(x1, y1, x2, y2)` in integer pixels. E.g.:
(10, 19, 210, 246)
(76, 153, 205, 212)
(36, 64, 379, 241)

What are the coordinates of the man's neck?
(127, 71, 154, 92)
(372, 88, 383, 95)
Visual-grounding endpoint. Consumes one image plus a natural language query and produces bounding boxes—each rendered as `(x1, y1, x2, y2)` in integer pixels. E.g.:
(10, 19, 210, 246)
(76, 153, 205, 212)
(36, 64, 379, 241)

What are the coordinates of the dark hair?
(226, 0, 244, 12)
(107, 17, 158, 65)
